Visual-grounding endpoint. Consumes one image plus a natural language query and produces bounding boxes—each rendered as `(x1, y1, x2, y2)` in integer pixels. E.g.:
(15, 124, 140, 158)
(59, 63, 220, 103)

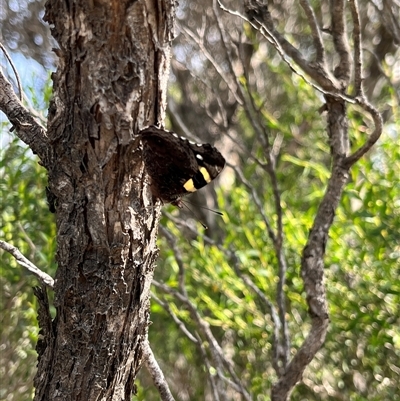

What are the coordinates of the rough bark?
(30, 1, 175, 400)
(0, 71, 51, 167)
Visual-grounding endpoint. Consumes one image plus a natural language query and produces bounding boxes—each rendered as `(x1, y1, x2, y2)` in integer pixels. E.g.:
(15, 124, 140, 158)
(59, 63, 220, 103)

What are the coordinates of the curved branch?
(0, 69, 51, 169)
(243, 0, 338, 90)
(272, 161, 350, 400)
(219, 0, 359, 103)
(0, 43, 22, 100)
(343, 98, 383, 168)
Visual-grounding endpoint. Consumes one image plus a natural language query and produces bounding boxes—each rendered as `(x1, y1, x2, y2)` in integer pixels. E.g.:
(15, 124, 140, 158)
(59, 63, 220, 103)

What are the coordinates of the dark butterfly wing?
(185, 142, 226, 191)
(140, 126, 225, 205)
(140, 127, 198, 202)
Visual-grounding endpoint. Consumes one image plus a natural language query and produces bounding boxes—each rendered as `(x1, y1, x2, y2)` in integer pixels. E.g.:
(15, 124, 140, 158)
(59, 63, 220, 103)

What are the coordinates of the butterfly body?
(139, 126, 225, 206)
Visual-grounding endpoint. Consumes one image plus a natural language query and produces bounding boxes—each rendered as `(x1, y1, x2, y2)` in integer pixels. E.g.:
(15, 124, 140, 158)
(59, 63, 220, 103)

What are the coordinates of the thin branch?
(207, 8, 290, 363)
(229, 250, 285, 375)
(194, 332, 221, 401)
(170, 60, 229, 131)
(229, 251, 280, 329)
(0, 42, 22, 100)
(218, 0, 357, 104)
(230, 163, 276, 242)
(363, 47, 400, 105)
(0, 69, 51, 168)
(179, 24, 243, 106)
(163, 209, 289, 377)
(142, 339, 176, 401)
(153, 280, 252, 401)
(238, 71, 291, 367)
(158, 226, 187, 296)
(211, 0, 247, 109)
(233, 80, 291, 366)
(0, 240, 54, 289)
(272, 156, 351, 400)
(343, 97, 383, 167)
(163, 212, 282, 327)
(299, 0, 325, 63)
(151, 292, 198, 343)
(349, 0, 363, 96)
(330, 0, 351, 85)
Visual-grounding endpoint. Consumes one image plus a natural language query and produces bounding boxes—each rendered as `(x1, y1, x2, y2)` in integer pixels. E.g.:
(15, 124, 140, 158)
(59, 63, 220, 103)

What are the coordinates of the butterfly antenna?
(180, 201, 209, 229)
(183, 199, 224, 216)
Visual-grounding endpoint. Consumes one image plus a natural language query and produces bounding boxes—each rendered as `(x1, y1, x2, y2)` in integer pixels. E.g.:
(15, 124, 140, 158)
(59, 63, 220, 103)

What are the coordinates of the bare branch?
(159, 226, 187, 296)
(272, 159, 350, 399)
(363, 47, 400, 104)
(153, 280, 252, 400)
(194, 332, 221, 401)
(242, 0, 340, 89)
(299, 0, 325, 63)
(330, 0, 351, 85)
(0, 240, 54, 289)
(142, 339, 176, 401)
(219, 0, 358, 103)
(151, 292, 198, 343)
(349, 0, 363, 96)
(179, 24, 243, 106)
(162, 210, 289, 374)
(272, 315, 329, 400)
(0, 42, 22, 100)
(0, 69, 51, 168)
(343, 97, 383, 167)
(229, 250, 285, 375)
(230, 163, 276, 242)
(237, 84, 292, 366)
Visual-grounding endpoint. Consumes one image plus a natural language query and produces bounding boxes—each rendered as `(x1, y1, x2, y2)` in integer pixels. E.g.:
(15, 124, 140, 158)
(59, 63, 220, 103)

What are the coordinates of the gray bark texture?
(30, 1, 175, 400)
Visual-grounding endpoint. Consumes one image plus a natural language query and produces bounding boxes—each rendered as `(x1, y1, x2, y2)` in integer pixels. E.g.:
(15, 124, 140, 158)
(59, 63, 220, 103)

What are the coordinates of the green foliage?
(141, 88, 400, 400)
(0, 134, 56, 401)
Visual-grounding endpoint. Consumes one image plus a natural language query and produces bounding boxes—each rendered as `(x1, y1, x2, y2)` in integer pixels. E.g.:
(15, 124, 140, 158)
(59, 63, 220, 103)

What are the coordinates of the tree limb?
(151, 292, 198, 343)
(299, 0, 324, 63)
(219, 0, 357, 103)
(349, 0, 363, 96)
(343, 97, 383, 167)
(243, 0, 339, 90)
(0, 240, 54, 289)
(271, 159, 350, 400)
(0, 68, 51, 169)
(142, 339, 176, 401)
(0, 43, 22, 100)
(153, 280, 252, 401)
(330, 0, 351, 85)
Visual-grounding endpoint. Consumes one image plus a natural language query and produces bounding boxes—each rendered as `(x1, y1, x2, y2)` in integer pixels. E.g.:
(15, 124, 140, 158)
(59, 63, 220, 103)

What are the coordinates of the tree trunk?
(33, 1, 175, 399)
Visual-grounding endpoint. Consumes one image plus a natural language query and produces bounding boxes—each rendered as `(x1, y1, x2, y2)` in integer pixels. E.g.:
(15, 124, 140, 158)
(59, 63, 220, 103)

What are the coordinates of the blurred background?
(1, 0, 399, 400)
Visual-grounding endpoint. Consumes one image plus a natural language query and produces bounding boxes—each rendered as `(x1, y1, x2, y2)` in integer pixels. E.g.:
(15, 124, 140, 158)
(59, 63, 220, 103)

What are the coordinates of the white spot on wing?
(180, 136, 187, 141)
(196, 154, 204, 160)
(196, 143, 203, 147)
(172, 133, 179, 138)
(189, 140, 196, 145)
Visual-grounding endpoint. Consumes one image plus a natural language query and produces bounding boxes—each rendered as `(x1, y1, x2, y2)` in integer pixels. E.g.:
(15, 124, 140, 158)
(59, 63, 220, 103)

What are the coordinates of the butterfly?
(139, 126, 225, 208)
